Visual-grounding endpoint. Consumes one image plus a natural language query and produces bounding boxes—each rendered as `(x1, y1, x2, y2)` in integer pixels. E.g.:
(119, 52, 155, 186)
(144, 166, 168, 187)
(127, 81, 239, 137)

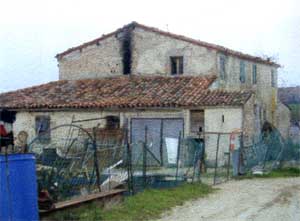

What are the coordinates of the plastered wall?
(13, 109, 187, 144)
(204, 107, 243, 164)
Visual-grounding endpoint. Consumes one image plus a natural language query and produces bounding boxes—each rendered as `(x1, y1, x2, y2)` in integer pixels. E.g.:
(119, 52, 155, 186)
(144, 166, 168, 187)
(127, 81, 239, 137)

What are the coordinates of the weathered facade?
(56, 22, 289, 142)
(0, 22, 290, 162)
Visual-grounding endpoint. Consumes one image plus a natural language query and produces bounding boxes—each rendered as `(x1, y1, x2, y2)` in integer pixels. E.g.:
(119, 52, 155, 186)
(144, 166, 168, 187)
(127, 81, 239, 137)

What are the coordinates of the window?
(35, 116, 50, 143)
(240, 60, 246, 83)
(190, 110, 204, 133)
(271, 70, 276, 87)
(170, 56, 183, 75)
(105, 116, 120, 129)
(219, 55, 226, 80)
(252, 64, 257, 84)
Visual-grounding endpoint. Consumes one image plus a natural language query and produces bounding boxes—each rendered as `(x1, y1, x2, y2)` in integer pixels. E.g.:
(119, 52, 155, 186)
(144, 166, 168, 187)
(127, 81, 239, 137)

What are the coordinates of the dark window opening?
(240, 60, 246, 83)
(222, 115, 225, 123)
(35, 116, 51, 143)
(190, 110, 204, 134)
(252, 64, 257, 84)
(105, 116, 120, 129)
(0, 110, 16, 149)
(170, 56, 183, 75)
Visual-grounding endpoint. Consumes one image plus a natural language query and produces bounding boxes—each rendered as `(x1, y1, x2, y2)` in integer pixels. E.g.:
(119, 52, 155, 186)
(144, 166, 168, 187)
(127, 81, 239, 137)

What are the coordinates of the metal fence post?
(213, 133, 221, 185)
(92, 127, 101, 192)
(175, 131, 182, 181)
(226, 135, 231, 181)
(126, 141, 133, 195)
(160, 120, 164, 166)
(142, 126, 148, 189)
(239, 132, 244, 174)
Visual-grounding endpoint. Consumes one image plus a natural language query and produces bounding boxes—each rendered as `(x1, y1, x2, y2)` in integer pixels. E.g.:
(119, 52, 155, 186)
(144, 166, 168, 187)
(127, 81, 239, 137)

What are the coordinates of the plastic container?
(0, 153, 39, 221)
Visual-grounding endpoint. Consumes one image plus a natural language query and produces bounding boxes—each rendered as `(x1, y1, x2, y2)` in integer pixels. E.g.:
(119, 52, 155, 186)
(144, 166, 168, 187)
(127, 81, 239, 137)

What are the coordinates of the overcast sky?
(0, 0, 299, 92)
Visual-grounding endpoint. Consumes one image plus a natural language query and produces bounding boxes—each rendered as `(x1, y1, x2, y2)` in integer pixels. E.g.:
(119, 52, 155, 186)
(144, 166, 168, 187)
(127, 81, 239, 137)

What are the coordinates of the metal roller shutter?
(130, 118, 184, 166)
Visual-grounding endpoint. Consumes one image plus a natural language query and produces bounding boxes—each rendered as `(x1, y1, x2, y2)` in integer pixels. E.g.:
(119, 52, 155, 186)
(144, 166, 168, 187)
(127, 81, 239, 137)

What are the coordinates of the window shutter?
(240, 61, 246, 83)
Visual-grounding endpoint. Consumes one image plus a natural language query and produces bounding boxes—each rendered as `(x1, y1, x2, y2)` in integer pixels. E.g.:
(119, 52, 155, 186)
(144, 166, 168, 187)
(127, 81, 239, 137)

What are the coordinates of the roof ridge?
(0, 80, 68, 96)
(56, 21, 280, 67)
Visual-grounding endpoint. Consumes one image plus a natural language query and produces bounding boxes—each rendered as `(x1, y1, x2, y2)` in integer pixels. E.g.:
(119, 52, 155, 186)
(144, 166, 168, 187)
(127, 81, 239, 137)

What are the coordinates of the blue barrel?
(0, 154, 39, 221)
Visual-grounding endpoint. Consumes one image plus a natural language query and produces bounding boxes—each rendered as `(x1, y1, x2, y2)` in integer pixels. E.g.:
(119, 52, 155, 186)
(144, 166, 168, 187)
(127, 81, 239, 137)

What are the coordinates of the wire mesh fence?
(126, 138, 191, 194)
(27, 124, 126, 208)
(1, 120, 299, 207)
(125, 129, 234, 193)
(242, 126, 300, 174)
(125, 126, 300, 193)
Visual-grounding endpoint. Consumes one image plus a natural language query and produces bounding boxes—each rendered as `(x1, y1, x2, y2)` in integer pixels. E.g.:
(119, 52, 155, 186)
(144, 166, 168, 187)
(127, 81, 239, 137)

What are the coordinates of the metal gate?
(130, 118, 184, 166)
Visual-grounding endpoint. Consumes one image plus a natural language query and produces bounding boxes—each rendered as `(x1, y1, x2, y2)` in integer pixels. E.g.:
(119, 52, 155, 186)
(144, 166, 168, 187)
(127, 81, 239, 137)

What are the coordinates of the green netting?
(242, 126, 300, 173)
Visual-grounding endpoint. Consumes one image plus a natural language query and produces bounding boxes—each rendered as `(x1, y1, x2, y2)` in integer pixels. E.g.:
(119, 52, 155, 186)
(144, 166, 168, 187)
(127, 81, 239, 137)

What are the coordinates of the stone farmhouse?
(0, 22, 290, 161)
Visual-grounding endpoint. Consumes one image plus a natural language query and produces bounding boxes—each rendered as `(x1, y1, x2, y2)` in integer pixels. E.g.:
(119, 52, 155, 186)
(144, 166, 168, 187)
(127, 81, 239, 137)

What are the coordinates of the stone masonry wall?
(58, 35, 123, 80)
(276, 102, 291, 139)
(131, 27, 218, 76)
(242, 95, 257, 144)
(216, 53, 278, 128)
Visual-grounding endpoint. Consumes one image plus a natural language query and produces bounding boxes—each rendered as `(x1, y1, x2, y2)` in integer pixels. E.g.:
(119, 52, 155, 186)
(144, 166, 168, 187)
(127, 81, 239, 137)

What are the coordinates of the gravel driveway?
(157, 177, 300, 221)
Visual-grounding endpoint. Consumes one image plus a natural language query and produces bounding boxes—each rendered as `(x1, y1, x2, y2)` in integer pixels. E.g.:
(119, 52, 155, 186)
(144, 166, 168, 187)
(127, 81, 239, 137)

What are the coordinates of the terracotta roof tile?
(0, 75, 252, 110)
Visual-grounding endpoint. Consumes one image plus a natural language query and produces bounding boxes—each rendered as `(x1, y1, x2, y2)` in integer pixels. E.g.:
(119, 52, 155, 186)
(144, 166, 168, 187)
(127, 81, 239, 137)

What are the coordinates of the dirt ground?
(157, 177, 300, 221)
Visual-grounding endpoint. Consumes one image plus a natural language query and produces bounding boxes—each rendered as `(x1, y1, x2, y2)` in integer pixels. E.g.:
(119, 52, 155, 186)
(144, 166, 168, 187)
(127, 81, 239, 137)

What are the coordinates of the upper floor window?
(252, 64, 257, 84)
(35, 116, 51, 143)
(219, 55, 226, 80)
(240, 61, 246, 83)
(271, 70, 276, 87)
(170, 56, 183, 75)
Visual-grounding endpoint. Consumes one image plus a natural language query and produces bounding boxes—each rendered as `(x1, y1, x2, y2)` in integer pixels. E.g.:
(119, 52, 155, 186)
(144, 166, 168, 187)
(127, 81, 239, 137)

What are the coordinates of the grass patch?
(45, 183, 214, 221)
(236, 167, 300, 180)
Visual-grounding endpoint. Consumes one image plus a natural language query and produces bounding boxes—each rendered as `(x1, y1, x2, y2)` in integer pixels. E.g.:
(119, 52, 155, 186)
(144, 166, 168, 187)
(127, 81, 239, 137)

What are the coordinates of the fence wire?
(28, 125, 125, 207)
(125, 129, 222, 193)
(1, 121, 299, 208)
